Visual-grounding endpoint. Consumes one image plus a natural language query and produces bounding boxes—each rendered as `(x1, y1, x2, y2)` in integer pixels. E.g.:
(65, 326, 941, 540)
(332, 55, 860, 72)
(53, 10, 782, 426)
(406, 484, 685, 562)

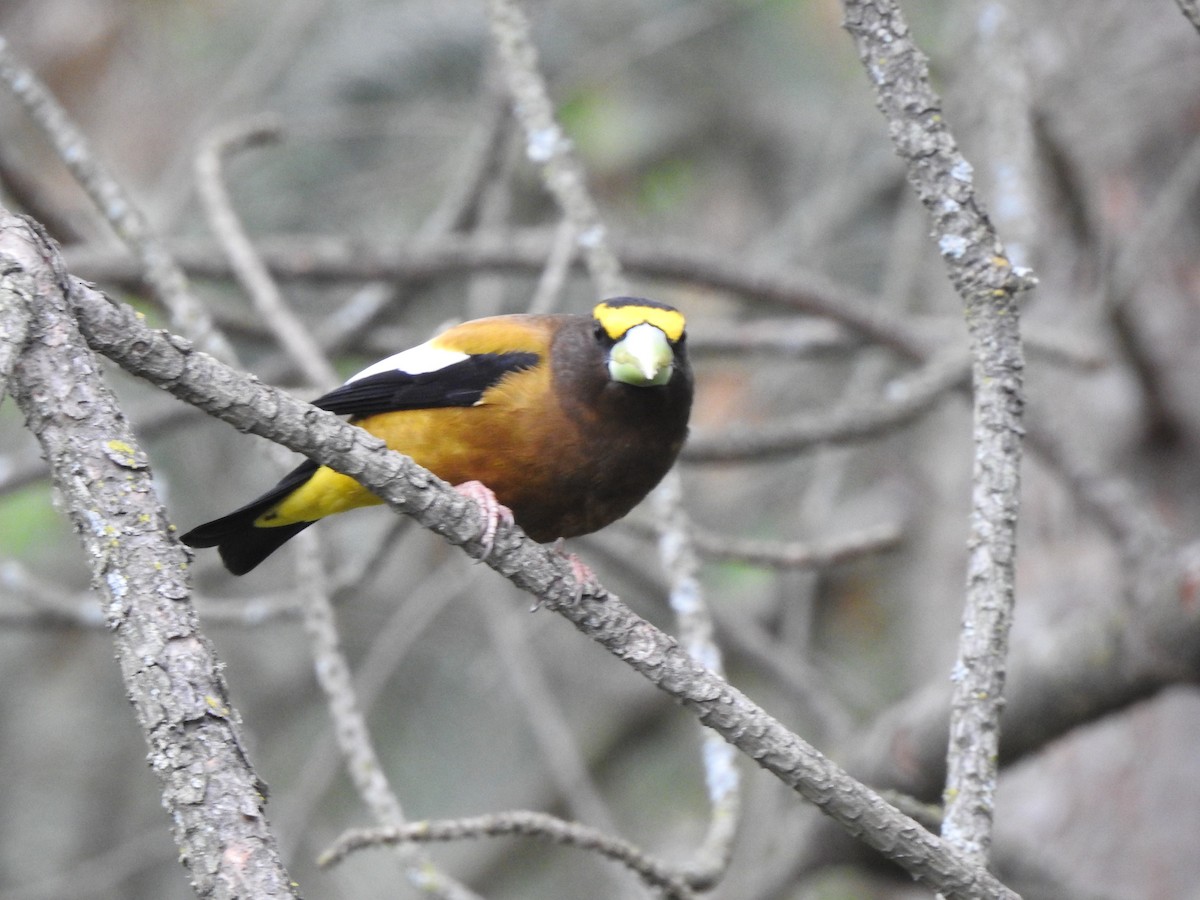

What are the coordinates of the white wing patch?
(346, 340, 470, 383)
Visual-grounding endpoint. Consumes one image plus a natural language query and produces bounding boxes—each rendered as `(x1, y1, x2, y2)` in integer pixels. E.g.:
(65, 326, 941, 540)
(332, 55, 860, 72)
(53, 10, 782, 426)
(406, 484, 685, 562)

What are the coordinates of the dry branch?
(320, 811, 697, 900)
(0, 214, 297, 900)
(0, 37, 234, 363)
(843, 0, 1030, 864)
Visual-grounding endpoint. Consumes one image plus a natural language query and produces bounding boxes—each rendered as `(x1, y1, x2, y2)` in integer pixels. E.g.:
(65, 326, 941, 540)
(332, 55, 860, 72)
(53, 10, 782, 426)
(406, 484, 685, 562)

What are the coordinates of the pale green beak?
(608, 322, 674, 386)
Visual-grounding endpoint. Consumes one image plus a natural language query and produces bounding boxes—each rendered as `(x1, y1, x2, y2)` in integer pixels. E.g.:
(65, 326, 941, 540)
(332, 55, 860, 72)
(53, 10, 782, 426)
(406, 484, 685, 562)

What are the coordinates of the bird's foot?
(454, 480, 514, 559)
(551, 537, 600, 604)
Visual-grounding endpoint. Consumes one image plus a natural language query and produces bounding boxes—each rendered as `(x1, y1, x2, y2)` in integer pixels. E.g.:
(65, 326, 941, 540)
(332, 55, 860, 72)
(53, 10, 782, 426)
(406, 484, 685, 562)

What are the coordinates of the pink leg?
(453, 480, 514, 558)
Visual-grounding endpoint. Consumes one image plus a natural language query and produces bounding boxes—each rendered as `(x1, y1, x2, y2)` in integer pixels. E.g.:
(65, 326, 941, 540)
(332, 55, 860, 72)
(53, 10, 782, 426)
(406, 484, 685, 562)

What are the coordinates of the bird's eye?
(593, 322, 607, 340)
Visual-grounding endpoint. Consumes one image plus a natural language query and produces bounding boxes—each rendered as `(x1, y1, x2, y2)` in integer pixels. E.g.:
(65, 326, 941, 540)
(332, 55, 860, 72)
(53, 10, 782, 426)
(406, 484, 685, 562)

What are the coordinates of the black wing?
(314, 351, 540, 419)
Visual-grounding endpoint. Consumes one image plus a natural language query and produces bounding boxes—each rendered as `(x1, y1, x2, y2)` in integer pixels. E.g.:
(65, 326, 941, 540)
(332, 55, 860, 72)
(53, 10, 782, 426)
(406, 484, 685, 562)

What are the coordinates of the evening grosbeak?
(181, 297, 693, 574)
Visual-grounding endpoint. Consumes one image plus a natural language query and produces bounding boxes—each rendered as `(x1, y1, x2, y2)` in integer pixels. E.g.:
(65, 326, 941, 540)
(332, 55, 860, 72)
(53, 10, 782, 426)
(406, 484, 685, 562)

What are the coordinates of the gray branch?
(842, 0, 1030, 865)
(0, 215, 297, 899)
(0, 247, 32, 403)
(320, 811, 697, 900)
(193, 115, 338, 387)
(684, 349, 969, 462)
(0, 36, 235, 364)
(484, 1, 743, 881)
(484, 0, 627, 298)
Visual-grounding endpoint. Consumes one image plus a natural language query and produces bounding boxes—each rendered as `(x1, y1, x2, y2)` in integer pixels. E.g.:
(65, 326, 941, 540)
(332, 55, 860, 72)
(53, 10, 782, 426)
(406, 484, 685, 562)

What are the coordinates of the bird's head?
(592, 298, 687, 388)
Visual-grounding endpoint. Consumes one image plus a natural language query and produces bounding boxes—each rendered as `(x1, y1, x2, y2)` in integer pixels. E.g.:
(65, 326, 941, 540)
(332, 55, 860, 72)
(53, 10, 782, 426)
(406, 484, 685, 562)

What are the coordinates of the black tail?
(181, 460, 320, 575)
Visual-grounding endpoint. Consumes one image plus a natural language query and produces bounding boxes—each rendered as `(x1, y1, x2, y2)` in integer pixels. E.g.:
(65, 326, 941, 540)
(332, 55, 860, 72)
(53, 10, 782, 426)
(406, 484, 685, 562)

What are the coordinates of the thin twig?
(526, 217, 577, 315)
(292, 533, 482, 900)
(194, 114, 339, 387)
(654, 473, 740, 889)
(1103, 130, 1200, 444)
(969, 0, 1038, 271)
(1, 826, 168, 900)
(153, 0, 332, 229)
(708, 603, 854, 740)
(484, 0, 626, 298)
(275, 556, 482, 863)
(688, 520, 904, 569)
(463, 139, 520, 319)
(474, 589, 620, 833)
(0, 37, 236, 364)
(0, 559, 108, 630)
(0, 144, 84, 243)
(1023, 398, 1175, 607)
(415, 78, 514, 240)
(683, 349, 969, 462)
(688, 317, 855, 357)
(319, 811, 697, 900)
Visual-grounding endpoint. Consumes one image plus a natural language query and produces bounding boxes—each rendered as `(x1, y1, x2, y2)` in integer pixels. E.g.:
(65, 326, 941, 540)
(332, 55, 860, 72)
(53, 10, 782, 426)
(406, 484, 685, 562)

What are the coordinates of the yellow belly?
(257, 466, 382, 526)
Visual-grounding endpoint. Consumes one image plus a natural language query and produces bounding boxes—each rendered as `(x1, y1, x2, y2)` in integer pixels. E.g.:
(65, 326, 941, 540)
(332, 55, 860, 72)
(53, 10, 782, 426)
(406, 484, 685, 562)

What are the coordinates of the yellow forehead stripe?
(593, 301, 686, 343)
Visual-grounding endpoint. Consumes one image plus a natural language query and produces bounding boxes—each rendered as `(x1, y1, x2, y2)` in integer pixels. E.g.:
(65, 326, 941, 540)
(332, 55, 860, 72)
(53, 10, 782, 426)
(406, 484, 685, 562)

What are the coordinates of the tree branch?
(683, 348, 968, 462)
(484, 0, 626, 298)
(194, 115, 339, 388)
(319, 811, 697, 900)
(0, 243, 32, 402)
(842, 0, 1031, 865)
(0, 214, 297, 900)
(0, 37, 235, 363)
(64, 230, 935, 358)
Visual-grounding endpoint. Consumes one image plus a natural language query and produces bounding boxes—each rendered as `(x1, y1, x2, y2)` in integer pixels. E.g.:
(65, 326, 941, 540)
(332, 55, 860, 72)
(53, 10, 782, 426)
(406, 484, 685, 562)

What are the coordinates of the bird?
(181, 297, 693, 575)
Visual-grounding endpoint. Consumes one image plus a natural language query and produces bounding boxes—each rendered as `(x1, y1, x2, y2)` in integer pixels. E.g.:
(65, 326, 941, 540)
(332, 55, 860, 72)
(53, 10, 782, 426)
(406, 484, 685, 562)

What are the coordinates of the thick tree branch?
(0, 215, 297, 900)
